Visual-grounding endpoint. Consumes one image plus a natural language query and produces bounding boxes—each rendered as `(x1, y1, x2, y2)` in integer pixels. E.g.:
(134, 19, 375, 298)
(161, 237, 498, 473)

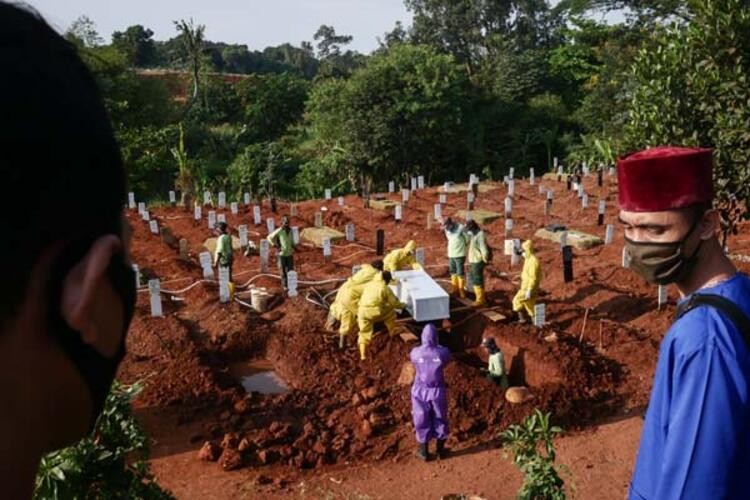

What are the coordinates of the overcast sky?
(23, 0, 412, 53)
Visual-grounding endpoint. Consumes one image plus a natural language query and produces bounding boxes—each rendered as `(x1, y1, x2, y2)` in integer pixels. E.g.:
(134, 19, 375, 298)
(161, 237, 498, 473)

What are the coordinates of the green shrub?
(34, 381, 173, 500)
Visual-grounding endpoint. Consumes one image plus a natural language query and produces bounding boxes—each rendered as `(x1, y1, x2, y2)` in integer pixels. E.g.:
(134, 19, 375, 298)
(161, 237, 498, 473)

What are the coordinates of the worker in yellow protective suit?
(383, 240, 423, 272)
(466, 220, 490, 307)
(326, 260, 384, 349)
(357, 271, 406, 360)
(442, 217, 468, 298)
(512, 240, 542, 323)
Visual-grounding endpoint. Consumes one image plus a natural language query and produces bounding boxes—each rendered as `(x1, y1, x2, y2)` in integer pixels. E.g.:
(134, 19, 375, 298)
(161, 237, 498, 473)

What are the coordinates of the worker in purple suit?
(410, 323, 451, 461)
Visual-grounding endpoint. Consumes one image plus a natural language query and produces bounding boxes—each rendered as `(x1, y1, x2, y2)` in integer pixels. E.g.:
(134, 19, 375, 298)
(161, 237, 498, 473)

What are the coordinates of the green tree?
(65, 15, 103, 48)
(111, 25, 160, 67)
(174, 19, 206, 114)
(627, 0, 750, 242)
(234, 73, 309, 142)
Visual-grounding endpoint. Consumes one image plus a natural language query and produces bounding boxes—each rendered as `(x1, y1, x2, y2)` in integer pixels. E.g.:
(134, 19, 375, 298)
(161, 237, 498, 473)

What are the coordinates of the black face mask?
(624, 216, 704, 285)
(49, 240, 136, 431)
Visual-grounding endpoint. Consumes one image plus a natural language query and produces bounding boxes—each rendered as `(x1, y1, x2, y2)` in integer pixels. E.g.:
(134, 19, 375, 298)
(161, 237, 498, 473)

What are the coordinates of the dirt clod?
(198, 441, 221, 462)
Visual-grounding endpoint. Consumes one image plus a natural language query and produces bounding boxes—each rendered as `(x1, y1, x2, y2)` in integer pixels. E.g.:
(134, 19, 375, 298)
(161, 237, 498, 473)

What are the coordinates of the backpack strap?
(675, 293, 750, 348)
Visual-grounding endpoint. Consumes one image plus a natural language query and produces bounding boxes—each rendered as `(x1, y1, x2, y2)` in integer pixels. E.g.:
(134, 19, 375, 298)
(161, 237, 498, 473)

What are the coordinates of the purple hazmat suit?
(410, 323, 451, 444)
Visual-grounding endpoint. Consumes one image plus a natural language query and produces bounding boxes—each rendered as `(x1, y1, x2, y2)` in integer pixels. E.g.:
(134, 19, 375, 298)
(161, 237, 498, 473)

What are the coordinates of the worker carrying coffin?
(326, 260, 384, 348)
(512, 240, 542, 323)
(357, 271, 406, 361)
(384, 240, 423, 272)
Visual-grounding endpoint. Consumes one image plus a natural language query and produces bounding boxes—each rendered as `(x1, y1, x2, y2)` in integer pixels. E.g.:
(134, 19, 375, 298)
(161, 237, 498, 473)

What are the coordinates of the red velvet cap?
(617, 146, 713, 212)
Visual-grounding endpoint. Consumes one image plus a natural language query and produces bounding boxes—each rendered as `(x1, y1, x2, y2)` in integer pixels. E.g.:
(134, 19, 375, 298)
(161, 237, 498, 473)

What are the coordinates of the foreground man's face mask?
(624, 216, 704, 285)
(50, 239, 136, 431)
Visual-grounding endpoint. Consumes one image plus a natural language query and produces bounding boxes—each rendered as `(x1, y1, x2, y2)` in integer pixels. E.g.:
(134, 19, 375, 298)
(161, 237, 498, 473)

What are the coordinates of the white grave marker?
(508, 179, 515, 197)
(554, 157, 559, 168)
(199, 252, 214, 279)
(203, 191, 211, 205)
(504, 239, 515, 256)
(149, 220, 158, 234)
(434, 203, 442, 220)
(132, 264, 140, 289)
(509, 167, 515, 179)
(128, 193, 136, 209)
(395, 204, 403, 222)
(415, 247, 426, 268)
(411, 177, 417, 191)
(605, 224, 614, 245)
(137, 202, 146, 216)
(323, 238, 332, 258)
(534, 304, 546, 327)
(259, 239, 270, 272)
(291, 226, 300, 245)
(338, 196, 344, 207)
(547, 190, 554, 202)
(169, 190, 176, 204)
(402, 189, 410, 203)
(609, 166, 616, 176)
(194, 204, 202, 220)
(538, 184, 544, 195)
(325, 189, 332, 200)
(314, 212, 323, 228)
(578, 184, 584, 198)
(253, 206, 262, 225)
(505, 218, 513, 236)
(443, 182, 450, 192)
(345, 223, 355, 242)
(148, 279, 162, 317)
(219, 267, 230, 303)
(142, 210, 150, 222)
(622, 246, 631, 268)
(218, 192, 226, 208)
(208, 211, 216, 229)
(530, 168, 535, 185)
(598, 200, 606, 215)
(418, 175, 425, 189)
(239, 225, 248, 248)
(287, 270, 299, 297)
(582, 194, 589, 208)
(266, 218, 275, 233)
(505, 197, 513, 216)
(290, 204, 298, 217)
(244, 192, 250, 205)
(388, 181, 395, 193)
(231, 202, 238, 215)
(658, 285, 668, 309)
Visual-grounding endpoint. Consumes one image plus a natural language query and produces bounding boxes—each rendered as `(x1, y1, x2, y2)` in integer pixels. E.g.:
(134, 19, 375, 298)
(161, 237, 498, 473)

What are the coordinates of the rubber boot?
(457, 277, 467, 299)
(436, 439, 448, 459)
(449, 275, 458, 297)
(325, 312, 337, 332)
(228, 282, 236, 302)
(359, 343, 367, 361)
(416, 442, 429, 461)
(473, 286, 486, 307)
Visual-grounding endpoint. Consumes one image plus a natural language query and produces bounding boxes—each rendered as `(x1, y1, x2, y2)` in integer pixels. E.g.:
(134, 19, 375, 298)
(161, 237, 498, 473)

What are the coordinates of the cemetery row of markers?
(127, 164, 673, 329)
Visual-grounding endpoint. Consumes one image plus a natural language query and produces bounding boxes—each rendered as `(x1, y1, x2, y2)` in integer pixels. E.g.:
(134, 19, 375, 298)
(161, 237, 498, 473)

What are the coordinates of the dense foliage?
(64, 0, 748, 225)
(34, 381, 173, 500)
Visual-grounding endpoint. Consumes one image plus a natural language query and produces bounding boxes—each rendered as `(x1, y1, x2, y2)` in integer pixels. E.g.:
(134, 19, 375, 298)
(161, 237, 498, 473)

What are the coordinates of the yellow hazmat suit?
(357, 273, 405, 360)
(329, 264, 380, 337)
(383, 240, 423, 272)
(512, 240, 542, 321)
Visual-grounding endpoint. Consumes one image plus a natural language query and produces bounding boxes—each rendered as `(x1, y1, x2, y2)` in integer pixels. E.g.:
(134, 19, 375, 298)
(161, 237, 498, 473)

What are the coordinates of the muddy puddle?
(230, 359, 290, 395)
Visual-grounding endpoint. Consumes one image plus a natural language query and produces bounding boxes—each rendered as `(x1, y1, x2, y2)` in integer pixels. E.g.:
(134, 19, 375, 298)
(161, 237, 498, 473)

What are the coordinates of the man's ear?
(60, 235, 122, 345)
(699, 209, 722, 240)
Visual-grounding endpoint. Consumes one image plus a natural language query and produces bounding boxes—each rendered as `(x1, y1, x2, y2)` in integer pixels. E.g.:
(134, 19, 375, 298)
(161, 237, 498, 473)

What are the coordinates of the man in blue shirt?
(618, 146, 750, 499)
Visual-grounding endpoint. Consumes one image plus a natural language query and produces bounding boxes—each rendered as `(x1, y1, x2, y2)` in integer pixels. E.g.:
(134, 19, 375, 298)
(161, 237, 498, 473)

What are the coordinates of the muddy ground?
(118, 173, 750, 498)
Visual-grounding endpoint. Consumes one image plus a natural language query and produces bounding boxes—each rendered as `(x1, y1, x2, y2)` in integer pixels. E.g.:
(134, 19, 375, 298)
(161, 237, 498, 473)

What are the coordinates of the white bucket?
(250, 288, 270, 313)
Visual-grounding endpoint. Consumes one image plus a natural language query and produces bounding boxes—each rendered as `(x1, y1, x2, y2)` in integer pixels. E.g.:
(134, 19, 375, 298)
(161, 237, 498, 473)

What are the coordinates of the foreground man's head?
(0, 3, 134, 496)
